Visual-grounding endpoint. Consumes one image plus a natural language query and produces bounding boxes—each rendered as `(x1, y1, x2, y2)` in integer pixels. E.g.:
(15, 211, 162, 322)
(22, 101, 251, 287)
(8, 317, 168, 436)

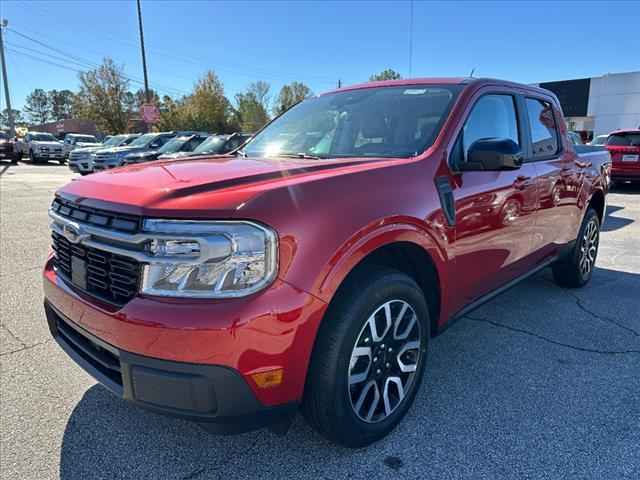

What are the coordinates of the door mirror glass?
(457, 138, 523, 171)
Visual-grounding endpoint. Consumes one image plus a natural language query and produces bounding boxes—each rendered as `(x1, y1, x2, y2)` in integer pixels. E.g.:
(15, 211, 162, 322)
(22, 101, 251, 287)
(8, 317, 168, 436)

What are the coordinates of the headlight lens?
(140, 220, 278, 298)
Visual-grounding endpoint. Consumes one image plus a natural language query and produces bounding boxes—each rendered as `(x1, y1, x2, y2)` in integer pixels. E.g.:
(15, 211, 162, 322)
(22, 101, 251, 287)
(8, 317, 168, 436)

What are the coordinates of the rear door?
(524, 96, 585, 261)
(450, 89, 539, 307)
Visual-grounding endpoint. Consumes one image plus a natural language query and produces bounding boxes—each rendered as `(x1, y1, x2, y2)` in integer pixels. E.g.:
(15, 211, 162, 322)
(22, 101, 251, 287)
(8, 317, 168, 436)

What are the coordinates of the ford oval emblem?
(63, 223, 84, 244)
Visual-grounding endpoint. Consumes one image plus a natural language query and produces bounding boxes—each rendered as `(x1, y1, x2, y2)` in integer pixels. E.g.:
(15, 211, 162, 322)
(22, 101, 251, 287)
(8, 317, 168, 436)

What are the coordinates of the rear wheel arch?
(587, 189, 605, 224)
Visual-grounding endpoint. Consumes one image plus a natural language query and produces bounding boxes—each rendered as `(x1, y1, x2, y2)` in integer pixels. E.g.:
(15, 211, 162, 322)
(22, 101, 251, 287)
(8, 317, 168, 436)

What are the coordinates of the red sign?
(140, 103, 160, 124)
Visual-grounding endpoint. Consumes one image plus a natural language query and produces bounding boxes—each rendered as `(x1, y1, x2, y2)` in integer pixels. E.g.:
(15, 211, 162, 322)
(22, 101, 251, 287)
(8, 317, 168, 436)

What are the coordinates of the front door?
(450, 92, 539, 309)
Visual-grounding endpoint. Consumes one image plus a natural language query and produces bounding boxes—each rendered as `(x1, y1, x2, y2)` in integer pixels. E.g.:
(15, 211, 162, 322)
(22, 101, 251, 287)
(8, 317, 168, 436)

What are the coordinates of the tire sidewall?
(328, 274, 430, 445)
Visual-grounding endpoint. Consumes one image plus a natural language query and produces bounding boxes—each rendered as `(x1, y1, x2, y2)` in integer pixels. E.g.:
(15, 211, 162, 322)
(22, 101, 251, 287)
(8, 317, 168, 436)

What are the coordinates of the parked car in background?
(44, 77, 611, 447)
(68, 134, 141, 175)
(590, 134, 608, 146)
(567, 131, 583, 146)
(92, 132, 178, 171)
(63, 134, 100, 157)
(0, 131, 18, 163)
(160, 132, 253, 160)
(604, 129, 640, 184)
(124, 133, 209, 165)
(16, 132, 65, 164)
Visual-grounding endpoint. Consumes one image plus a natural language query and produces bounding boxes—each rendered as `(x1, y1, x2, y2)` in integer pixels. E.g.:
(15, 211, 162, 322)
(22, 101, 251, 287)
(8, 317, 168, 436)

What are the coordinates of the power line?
(5, 47, 183, 98)
(6, 23, 196, 82)
(20, 1, 337, 84)
(5, 31, 188, 96)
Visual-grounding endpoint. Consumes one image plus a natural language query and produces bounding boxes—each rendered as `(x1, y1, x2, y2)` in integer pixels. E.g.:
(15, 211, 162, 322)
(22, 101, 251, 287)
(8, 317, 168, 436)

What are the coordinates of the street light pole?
(136, 0, 151, 132)
(0, 19, 15, 137)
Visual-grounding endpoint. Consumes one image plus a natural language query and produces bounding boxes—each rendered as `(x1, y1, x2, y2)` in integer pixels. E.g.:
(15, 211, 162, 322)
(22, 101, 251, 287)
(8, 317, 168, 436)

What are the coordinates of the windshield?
(243, 85, 462, 159)
(158, 136, 189, 154)
(76, 135, 99, 143)
(193, 135, 227, 154)
(102, 135, 125, 147)
(606, 132, 640, 146)
(128, 133, 155, 147)
(591, 135, 607, 145)
(31, 133, 57, 141)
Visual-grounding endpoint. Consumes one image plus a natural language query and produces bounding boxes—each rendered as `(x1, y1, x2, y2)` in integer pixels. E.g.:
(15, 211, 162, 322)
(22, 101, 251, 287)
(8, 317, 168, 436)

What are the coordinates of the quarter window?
(462, 94, 520, 155)
(526, 98, 559, 158)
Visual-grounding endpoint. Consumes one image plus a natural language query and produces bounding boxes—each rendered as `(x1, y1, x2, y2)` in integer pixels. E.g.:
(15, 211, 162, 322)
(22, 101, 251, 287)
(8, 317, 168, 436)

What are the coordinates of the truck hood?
(98, 146, 146, 155)
(57, 155, 396, 218)
(73, 145, 105, 154)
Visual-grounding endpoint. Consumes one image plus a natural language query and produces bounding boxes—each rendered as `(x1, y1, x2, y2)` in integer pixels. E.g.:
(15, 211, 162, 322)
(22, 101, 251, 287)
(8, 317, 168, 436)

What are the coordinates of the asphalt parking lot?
(1, 162, 639, 480)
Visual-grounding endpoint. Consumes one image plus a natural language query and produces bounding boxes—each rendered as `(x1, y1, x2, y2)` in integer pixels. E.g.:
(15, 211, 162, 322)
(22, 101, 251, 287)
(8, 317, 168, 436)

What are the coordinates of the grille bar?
(51, 197, 141, 233)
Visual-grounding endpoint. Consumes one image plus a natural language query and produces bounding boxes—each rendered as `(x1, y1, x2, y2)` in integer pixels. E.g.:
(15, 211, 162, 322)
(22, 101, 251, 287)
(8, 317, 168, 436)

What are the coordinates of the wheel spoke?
(396, 340, 420, 373)
(349, 347, 372, 385)
(394, 304, 417, 340)
(354, 379, 380, 422)
(383, 376, 405, 416)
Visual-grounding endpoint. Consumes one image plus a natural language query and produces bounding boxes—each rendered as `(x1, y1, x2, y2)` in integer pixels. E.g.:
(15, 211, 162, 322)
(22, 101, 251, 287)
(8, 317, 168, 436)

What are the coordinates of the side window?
(525, 98, 559, 158)
(462, 94, 520, 155)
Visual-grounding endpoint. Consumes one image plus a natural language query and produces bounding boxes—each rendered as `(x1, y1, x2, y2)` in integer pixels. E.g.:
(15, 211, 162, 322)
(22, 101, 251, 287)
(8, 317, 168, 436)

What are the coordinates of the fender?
(313, 218, 455, 325)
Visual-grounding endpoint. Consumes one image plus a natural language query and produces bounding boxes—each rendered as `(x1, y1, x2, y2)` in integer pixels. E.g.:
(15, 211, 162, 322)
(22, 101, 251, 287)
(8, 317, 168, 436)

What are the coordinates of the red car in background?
(0, 131, 18, 163)
(605, 129, 640, 184)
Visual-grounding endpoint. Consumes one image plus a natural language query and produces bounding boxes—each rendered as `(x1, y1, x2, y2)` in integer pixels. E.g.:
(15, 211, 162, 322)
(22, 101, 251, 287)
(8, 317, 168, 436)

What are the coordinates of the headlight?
(140, 220, 278, 298)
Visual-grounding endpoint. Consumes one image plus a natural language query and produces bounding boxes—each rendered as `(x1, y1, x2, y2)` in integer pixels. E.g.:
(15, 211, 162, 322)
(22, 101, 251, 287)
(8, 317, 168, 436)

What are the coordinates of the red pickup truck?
(44, 78, 611, 447)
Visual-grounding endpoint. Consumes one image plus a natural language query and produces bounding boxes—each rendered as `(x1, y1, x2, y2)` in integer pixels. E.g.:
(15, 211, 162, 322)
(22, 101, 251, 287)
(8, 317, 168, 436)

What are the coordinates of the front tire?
(302, 267, 429, 447)
(552, 208, 600, 288)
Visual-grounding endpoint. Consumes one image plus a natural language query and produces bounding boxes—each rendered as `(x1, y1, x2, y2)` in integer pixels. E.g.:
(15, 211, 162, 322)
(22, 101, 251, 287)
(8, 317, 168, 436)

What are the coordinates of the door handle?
(513, 175, 532, 190)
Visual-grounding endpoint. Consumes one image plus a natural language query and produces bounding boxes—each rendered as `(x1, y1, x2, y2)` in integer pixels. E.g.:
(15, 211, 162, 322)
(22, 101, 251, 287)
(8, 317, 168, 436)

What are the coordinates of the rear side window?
(606, 132, 640, 146)
(462, 94, 520, 154)
(526, 98, 559, 158)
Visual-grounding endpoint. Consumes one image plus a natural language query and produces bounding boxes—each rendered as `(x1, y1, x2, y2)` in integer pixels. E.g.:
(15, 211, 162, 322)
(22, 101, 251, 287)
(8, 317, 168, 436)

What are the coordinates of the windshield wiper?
(275, 153, 332, 160)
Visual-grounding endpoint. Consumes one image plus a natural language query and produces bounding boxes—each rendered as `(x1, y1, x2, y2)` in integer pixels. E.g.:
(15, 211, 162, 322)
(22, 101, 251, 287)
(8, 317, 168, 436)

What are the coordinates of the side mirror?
(456, 138, 523, 172)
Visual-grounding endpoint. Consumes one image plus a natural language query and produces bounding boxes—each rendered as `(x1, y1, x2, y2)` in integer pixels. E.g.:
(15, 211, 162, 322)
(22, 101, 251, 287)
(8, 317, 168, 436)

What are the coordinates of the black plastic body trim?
(435, 176, 456, 226)
(44, 301, 300, 434)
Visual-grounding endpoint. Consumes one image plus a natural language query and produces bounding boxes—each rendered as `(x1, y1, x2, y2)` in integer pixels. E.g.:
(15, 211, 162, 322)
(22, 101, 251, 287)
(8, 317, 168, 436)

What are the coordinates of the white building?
(534, 71, 640, 138)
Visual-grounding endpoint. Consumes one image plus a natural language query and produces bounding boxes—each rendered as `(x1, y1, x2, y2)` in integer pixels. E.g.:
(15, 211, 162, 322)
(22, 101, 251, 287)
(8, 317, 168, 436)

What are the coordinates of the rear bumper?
(45, 300, 299, 433)
(611, 171, 640, 182)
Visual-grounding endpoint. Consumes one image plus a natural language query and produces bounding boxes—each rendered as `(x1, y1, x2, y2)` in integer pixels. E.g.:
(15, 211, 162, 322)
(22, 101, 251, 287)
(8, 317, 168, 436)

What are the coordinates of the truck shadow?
(602, 204, 634, 232)
(59, 266, 640, 480)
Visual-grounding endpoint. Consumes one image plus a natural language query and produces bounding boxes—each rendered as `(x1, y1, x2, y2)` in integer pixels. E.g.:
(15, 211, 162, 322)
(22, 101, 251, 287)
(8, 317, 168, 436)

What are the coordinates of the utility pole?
(136, 0, 152, 132)
(408, 0, 414, 78)
(0, 19, 15, 137)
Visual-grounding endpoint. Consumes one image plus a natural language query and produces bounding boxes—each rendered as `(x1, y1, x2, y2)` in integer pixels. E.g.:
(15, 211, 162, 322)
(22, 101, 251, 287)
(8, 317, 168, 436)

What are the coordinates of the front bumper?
(45, 300, 299, 433)
(34, 152, 65, 160)
(68, 159, 93, 173)
(93, 159, 123, 170)
(43, 253, 327, 413)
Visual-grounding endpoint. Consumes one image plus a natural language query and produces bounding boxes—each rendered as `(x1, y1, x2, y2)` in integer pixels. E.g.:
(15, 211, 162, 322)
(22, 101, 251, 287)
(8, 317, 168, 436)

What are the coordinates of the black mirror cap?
(458, 138, 523, 172)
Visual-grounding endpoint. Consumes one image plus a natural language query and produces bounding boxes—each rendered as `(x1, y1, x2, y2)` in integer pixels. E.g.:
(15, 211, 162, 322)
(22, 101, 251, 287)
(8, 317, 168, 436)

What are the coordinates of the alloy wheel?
(579, 218, 599, 278)
(348, 300, 421, 423)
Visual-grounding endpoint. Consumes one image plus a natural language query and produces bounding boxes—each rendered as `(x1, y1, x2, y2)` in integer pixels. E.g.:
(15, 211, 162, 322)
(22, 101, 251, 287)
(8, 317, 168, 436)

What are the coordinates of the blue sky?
(2, 0, 639, 111)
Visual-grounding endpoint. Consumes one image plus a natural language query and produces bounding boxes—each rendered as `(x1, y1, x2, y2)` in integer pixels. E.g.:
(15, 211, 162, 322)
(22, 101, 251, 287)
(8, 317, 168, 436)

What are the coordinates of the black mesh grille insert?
(52, 231, 140, 305)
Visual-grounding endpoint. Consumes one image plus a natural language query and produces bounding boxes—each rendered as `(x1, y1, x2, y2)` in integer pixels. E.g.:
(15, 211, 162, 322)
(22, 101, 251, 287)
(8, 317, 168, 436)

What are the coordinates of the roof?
(322, 77, 554, 97)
